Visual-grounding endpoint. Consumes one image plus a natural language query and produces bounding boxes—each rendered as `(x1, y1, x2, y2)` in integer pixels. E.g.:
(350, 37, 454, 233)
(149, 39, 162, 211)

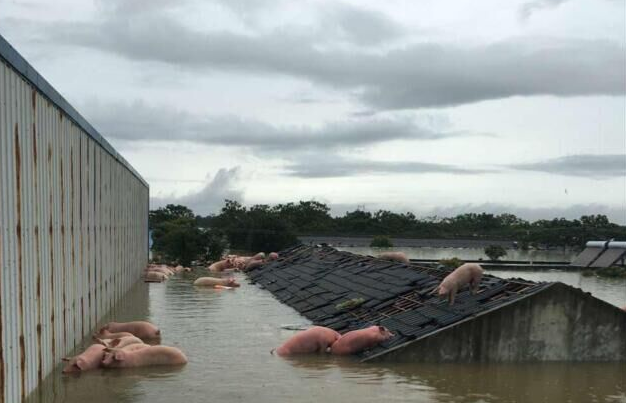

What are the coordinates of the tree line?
(150, 200, 625, 265)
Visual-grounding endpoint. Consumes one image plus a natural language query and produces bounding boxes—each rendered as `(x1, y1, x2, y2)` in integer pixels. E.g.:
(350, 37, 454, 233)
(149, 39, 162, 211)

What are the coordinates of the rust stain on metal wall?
(47, 141, 56, 363)
(1, 160, 5, 403)
(59, 155, 67, 351)
(79, 137, 84, 338)
(70, 146, 78, 342)
(14, 124, 26, 402)
(32, 105, 43, 382)
(86, 142, 92, 332)
(1, 51, 149, 402)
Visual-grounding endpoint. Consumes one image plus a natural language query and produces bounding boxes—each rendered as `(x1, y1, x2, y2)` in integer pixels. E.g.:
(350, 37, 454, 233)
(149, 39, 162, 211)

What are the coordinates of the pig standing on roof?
(378, 252, 409, 264)
(433, 263, 483, 305)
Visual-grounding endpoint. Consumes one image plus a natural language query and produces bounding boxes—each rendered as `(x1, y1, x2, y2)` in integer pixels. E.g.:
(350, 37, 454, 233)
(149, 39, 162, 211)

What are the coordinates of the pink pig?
(98, 321, 161, 340)
(94, 335, 144, 349)
(378, 252, 409, 264)
(144, 272, 168, 283)
(330, 326, 394, 355)
(94, 330, 135, 340)
(147, 266, 174, 276)
(193, 277, 240, 287)
(273, 326, 341, 356)
(62, 344, 106, 373)
(434, 263, 484, 305)
(101, 345, 187, 368)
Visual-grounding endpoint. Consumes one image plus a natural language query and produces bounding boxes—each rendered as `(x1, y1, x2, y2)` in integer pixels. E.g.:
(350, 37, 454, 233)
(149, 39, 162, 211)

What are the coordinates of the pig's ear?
(110, 338, 121, 347)
(93, 337, 107, 346)
(74, 358, 86, 371)
(377, 326, 385, 333)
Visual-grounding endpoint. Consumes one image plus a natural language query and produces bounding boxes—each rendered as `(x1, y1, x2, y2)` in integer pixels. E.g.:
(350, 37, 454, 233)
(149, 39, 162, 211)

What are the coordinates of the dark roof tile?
(248, 245, 550, 358)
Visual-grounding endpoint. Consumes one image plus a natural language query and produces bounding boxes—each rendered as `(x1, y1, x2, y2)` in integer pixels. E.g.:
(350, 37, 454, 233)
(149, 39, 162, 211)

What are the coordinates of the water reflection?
(27, 267, 626, 403)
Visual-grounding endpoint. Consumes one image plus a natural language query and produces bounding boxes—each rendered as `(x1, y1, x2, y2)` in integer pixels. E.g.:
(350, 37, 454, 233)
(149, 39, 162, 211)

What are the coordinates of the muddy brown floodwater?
(27, 269, 626, 403)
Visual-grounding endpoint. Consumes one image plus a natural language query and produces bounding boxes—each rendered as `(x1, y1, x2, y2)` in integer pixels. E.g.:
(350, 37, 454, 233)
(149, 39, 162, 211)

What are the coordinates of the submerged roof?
(247, 245, 552, 360)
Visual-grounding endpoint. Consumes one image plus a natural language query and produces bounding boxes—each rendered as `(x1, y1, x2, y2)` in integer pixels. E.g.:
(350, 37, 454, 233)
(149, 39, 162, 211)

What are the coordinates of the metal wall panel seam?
(0, 34, 148, 189)
(0, 60, 7, 403)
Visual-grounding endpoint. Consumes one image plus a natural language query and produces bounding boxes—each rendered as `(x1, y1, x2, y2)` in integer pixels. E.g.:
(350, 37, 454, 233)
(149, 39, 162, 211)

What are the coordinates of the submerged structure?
(571, 240, 626, 268)
(247, 245, 626, 362)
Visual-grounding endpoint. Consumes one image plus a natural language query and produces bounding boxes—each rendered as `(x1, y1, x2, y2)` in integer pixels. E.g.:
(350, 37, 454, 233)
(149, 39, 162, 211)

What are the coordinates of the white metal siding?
(0, 52, 148, 403)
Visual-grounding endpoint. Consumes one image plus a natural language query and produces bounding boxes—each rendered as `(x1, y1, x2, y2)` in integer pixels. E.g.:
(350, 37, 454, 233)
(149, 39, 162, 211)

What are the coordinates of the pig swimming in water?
(193, 277, 240, 287)
(101, 345, 187, 368)
(433, 263, 483, 305)
(330, 326, 394, 355)
(94, 335, 144, 349)
(273, 326, 341, 356)
(62, 344, 106, 373)
(97, 321, 161, 340)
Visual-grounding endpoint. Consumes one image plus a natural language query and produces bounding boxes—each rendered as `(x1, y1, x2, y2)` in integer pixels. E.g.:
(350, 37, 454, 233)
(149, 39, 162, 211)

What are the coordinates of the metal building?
(0, 34, 149, 402)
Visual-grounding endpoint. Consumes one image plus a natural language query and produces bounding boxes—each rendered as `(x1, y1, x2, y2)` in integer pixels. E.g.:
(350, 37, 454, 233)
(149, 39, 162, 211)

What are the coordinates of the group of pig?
(60, 254, 534, 372)
(271, 261, 485, 357)
(144, 263, 192, 282)
(273, 325, 394, 356)
(62, 321, 187, 373)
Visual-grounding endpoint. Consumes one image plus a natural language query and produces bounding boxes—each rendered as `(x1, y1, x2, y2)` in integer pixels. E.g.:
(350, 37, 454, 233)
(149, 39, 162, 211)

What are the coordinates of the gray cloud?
(319, 3, 407, 46)
(509, 154, 626, 178)
(519, 0, 568, 20)
(150, 167, 243, 215)
(81, 100, 466, 149)
(39, 12, 625, 109)
(283, 157, 495, 178)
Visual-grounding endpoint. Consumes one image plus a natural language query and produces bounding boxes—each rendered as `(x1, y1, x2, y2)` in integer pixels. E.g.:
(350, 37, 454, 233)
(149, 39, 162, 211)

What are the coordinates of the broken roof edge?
(361, 281, 625, 362)
(360, 281, 556, 362)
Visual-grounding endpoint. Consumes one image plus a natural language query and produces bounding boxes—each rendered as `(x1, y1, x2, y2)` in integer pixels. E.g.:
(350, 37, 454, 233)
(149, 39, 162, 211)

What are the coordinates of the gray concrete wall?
(371, 283, 626, 362)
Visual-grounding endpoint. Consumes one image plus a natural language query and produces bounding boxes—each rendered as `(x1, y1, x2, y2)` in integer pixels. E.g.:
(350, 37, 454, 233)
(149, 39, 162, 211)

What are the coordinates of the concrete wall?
(371, 283, 626, 362)
(0, 35, 149, 402)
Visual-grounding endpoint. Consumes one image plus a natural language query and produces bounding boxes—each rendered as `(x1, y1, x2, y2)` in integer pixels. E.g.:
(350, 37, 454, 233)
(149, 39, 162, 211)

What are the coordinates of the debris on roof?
(246, 245, 552, 360)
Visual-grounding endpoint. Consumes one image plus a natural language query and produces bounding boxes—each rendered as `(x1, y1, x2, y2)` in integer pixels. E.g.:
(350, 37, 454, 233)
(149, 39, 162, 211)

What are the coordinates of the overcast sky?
(1, 0, 625, 222)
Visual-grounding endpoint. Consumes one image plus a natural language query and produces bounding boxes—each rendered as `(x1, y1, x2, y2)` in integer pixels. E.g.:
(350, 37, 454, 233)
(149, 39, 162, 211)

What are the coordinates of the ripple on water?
(27, 271, 626, 403)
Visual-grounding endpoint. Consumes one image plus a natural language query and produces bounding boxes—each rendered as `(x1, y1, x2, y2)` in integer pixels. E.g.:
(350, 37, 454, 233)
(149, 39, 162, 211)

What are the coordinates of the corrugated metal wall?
(0, 37, 149, 403)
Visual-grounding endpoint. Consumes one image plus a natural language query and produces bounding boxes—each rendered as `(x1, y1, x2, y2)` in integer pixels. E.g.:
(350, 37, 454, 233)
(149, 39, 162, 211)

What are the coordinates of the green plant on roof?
(438, 257, 464, 269)
(335, 298, 365, 311)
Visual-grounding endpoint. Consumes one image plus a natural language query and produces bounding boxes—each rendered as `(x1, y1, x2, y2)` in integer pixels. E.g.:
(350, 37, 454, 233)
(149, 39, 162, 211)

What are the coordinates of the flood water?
(341, 246, 578, 262)
(28, 250, 626, 403)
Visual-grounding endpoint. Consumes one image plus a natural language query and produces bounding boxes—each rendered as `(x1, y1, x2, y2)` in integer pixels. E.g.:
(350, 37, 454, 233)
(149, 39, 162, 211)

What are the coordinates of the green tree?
(150, 205, 226, 265)
(484, 245, 507, 261)
(149, 204, 195, 229)
(211, 200, 299, 252)
(370, 235, 393, 247)
(152, 218, 204, 266)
